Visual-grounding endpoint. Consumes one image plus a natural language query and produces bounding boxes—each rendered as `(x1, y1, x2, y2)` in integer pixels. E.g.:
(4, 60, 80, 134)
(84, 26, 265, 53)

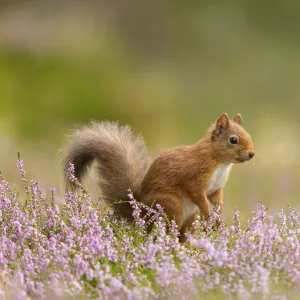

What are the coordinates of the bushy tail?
(61, 121, 150, 219)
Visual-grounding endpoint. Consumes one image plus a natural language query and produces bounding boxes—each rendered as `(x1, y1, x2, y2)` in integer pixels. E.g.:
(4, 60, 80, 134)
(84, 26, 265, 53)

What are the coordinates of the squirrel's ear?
(233, 113, 243, 126)
(215, 113, 229, 135)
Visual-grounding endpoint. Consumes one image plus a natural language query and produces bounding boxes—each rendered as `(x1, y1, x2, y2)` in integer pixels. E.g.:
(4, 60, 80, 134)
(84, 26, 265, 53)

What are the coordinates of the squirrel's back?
(61, 121, 150, 219)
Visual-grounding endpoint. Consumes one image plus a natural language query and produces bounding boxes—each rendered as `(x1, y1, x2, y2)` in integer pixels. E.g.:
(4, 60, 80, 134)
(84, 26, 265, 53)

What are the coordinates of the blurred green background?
(1, 0, 300, 222)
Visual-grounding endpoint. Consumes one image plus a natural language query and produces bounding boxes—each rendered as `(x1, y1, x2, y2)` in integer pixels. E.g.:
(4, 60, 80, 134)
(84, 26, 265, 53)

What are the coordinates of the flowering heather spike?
(156, 204, 163, 214)
(130, 197, 146, 228)
(66, 163, 82, 188)
(279, 209, 288, 236)
(233, 210, 241, 233)
(16, 155, 29, 194)
(50, 187, 56, 208)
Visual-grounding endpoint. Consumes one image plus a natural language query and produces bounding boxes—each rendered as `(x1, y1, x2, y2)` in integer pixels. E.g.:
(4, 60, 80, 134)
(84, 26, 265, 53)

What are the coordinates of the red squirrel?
(62, 113, 254, 242)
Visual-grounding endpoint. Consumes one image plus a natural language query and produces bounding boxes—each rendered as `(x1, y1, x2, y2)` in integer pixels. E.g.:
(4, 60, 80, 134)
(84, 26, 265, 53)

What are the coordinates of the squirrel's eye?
(230, 137, 238, 144)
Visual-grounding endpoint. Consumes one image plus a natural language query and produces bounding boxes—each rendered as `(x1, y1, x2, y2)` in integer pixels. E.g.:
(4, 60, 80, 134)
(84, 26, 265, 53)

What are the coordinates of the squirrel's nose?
(249, 152, 255, 159)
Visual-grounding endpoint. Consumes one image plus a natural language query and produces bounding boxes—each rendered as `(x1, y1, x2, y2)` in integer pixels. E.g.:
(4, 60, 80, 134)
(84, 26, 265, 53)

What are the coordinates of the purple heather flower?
(1, 197, 10, 207)
(70, 216, 81, 229)
(156, 203, 163, 214)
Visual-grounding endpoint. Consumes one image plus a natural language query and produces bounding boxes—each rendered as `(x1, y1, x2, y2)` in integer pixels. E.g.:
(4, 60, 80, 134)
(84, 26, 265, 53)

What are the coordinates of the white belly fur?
(182, 193, 199, 223)
(206, 163, 232, 196)
(181, 163, 232, 223)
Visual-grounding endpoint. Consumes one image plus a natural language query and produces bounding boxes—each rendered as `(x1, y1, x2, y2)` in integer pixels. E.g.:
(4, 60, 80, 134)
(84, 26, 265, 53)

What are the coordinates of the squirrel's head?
(210, 113, 255, 164)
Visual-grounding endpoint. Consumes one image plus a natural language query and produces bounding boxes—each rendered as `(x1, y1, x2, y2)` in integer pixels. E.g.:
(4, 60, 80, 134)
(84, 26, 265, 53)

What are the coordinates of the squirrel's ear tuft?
(233, 113, 243, 125)
(215, 113, 229, 135)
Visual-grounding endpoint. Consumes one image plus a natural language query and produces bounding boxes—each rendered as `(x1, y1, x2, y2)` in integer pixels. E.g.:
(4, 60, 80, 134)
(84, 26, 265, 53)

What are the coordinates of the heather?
(0, 159, 298, 299)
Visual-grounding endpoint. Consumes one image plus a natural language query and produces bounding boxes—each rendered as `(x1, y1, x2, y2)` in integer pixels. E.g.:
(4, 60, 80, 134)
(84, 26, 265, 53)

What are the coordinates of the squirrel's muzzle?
(248, 152, 255, 159)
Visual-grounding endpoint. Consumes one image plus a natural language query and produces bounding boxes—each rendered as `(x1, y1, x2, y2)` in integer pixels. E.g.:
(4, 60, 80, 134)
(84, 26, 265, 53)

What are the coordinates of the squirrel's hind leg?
(179, 213, 197, 243)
